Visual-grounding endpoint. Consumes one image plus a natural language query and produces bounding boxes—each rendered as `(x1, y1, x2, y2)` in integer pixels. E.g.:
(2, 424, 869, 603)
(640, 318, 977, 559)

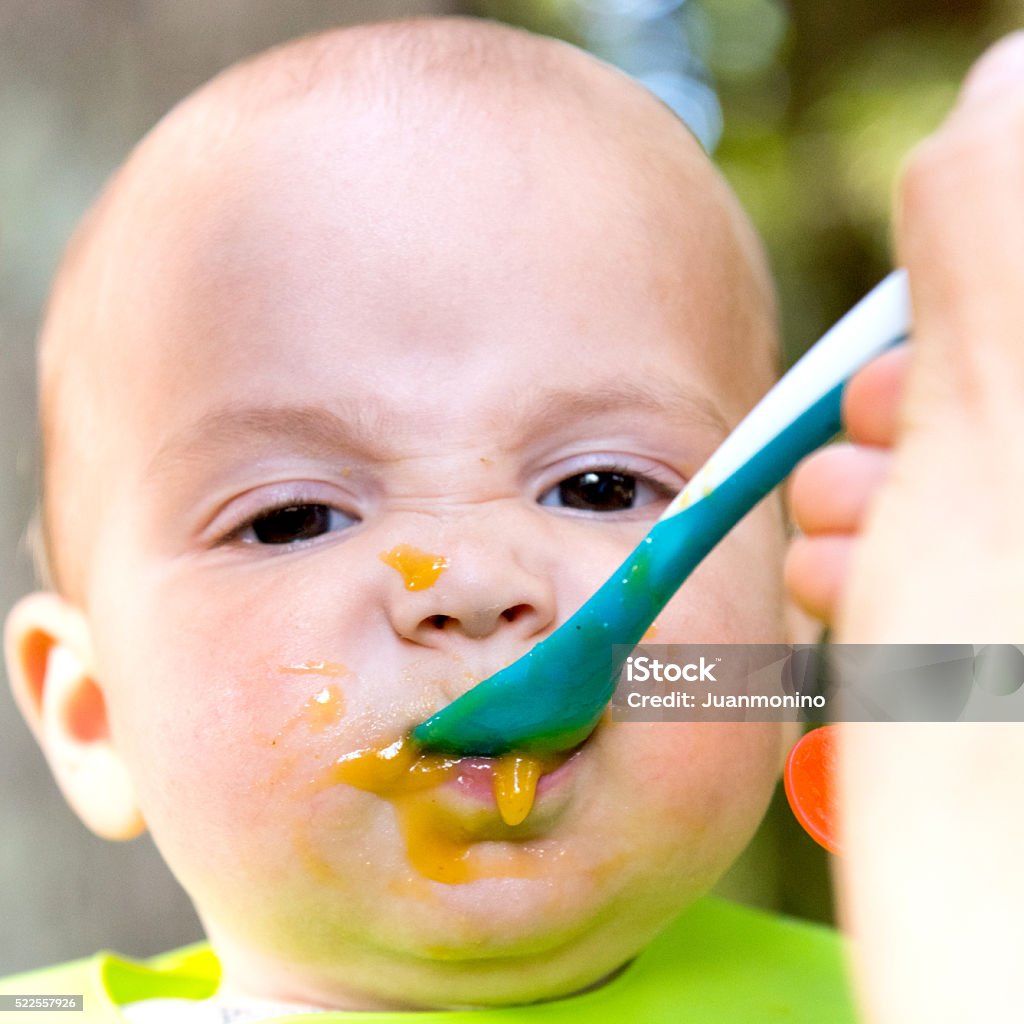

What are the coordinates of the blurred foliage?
(469, 0, 1009, 362)
(716, 9, 989, 365)
(467, 0, 1018, 924)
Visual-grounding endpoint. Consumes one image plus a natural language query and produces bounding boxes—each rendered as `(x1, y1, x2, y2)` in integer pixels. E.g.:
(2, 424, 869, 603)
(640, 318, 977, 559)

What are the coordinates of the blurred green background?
(0, 0, 1015, 973)
(473, 0, 1013, 364)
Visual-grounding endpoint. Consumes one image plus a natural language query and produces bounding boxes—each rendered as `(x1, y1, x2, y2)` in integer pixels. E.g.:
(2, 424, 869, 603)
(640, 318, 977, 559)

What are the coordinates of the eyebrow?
(147, 378, 730, 481)
(493, 379, 731, 443)
(147, 402, 400, 480)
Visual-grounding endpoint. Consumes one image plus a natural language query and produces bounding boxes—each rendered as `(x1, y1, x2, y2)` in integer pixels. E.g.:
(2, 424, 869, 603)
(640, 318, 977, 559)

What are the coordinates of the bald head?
(37, 16, 775, 601)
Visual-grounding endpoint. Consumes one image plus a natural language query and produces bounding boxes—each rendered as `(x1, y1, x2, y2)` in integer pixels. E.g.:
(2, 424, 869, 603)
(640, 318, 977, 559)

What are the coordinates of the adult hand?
(787, 33, 1024, 1024)
(787, 35, 1024, 639)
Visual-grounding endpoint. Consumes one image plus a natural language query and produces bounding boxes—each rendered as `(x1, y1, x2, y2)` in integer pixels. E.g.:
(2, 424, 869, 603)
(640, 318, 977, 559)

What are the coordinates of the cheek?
(89, 565, 391, 876)
(603, 722, 782, 880)
(647, 501, 787, 644)
(646, 723, 781, 821)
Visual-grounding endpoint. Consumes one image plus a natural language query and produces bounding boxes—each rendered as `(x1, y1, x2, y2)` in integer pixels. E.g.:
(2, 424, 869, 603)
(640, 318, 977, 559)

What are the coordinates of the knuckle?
(899, 133, 966, 218)
(901, 101, 1024, 216)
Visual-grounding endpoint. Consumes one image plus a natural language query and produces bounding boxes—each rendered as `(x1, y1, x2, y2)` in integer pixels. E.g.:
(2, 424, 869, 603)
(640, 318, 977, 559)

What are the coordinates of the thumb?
(834, 34, 1024, 645)
(895, 32, 1024, 432)
(957, 31, 1024, 108)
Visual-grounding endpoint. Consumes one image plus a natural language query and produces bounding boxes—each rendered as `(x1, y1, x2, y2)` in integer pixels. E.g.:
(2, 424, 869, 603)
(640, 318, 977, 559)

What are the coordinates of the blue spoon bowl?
(413, 271, 911, 756)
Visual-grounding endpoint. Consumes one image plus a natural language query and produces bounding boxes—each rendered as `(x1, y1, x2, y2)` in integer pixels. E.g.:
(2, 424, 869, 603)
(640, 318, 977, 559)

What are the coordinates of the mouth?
(331, 730, 589, 829)
(319, 720, 601, 885)
(440, 747, 584, 827)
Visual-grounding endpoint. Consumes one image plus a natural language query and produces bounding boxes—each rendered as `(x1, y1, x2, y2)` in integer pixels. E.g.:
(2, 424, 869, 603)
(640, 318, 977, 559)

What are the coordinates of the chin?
(407, 871, 685, 975)
(384, 875, 604, 956)
(386, 925, 642, 1011)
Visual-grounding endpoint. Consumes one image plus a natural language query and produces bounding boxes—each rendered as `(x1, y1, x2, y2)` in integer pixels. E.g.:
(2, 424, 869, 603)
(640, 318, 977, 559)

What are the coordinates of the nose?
(383, 532, 556, 648)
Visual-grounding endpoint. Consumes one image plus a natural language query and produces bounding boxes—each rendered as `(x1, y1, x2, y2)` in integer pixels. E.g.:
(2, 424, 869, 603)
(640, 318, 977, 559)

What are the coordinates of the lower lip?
(444, 748, 583, 805)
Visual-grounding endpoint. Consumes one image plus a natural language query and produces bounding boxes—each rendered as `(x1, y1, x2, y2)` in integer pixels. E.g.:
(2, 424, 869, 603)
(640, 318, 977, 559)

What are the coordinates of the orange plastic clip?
(784, 725, 841, 855)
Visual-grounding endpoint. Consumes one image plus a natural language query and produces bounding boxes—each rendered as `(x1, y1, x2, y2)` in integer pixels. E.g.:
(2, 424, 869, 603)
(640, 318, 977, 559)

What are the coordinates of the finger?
(843, 345, 910, 448)
(790, 444, 892, 536)
(784, 534, 856, 624)
(896, 33, 1024, 415)
(957, 30, 1024, 111)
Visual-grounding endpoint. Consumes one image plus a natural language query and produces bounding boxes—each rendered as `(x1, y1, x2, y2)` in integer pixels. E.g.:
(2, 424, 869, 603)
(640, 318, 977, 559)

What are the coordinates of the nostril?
(430, 614, 450, 630)
(501, 604, 531, 624)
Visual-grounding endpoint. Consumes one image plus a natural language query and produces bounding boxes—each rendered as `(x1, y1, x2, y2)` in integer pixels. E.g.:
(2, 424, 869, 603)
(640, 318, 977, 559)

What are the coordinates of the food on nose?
(379, 545, 450, 590)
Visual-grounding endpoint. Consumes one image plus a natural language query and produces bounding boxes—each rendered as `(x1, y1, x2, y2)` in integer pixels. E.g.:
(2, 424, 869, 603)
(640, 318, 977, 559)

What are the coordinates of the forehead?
(91, 85, 759, 436)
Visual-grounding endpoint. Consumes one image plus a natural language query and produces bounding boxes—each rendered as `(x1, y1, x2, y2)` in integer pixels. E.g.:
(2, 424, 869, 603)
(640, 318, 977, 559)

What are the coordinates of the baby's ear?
(4, 592, 144, 841)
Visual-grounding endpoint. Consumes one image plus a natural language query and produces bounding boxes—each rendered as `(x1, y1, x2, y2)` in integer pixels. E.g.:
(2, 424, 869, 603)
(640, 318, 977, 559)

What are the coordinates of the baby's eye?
(238, 504, 357, 545)
(538, 470, 673, 513)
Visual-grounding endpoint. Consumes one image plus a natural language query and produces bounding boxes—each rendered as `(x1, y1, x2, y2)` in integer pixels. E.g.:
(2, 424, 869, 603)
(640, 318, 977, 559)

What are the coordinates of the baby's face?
(59, 85, 786, 1007)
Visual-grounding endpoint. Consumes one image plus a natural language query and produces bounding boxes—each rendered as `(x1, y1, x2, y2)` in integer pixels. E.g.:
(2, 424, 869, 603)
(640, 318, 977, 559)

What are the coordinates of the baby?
(2, 17, 851, 1020)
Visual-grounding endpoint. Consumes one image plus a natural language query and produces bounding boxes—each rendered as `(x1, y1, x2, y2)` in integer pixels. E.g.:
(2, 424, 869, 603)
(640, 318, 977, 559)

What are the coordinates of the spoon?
(413, 271, 911, 756)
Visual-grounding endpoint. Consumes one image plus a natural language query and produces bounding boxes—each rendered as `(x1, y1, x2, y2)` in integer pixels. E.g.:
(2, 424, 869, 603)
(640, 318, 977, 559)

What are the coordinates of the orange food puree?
(379, 545, 449, 590)
(301, 685, 346, 730)
(281, 660, 349, 676)
(329, 737, 566, 883)
(492, 754, 543, 826)
(270, 676, 348, 748)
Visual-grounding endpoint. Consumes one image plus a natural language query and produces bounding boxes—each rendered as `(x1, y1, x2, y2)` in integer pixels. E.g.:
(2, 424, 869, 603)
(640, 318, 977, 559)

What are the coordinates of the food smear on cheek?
(281, 660, 350, 677)
(327, 737, 564, 883)
(271, 664, 352, 746)
(379, 546, 450, 591)
(301, 685, 346, 731)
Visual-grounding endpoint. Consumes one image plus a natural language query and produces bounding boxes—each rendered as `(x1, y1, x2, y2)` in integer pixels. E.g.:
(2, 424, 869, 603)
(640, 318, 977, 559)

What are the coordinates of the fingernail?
(960, 32, 1024, 107)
